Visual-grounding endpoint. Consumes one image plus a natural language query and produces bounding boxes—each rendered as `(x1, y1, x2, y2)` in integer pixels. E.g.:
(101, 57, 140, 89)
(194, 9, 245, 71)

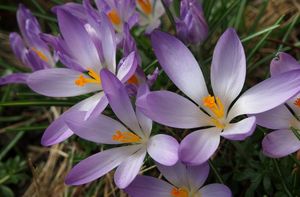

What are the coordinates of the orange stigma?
(137, 0, 152, 15)
(171, 187, 189, 197)
(203, 95, 225, 129)
(31, 48, 49, 63)
(112, 130, 141, 143)
(108, 9, 121, 25)
(75, 68, 101, 87)
(294, 98, 300, 108)
(127, 75, 139, 85)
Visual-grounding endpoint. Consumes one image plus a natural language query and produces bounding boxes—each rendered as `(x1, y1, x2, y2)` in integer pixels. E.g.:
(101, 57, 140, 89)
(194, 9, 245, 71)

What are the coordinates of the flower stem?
(272, 159, 293, 197)
(209, 159, 224, 184)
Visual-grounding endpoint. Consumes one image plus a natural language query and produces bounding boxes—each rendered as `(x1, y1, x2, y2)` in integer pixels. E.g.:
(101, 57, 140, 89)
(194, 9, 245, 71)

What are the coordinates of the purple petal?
(147, 134, 179, 166)
(124, 175, 173, 197)
(65, 111, 128, 144)
(255, 105, 294, 130)
(9, 33, 28, 67)
(27, 68, 100, 97)
(56, 9, 100, 70)
(228, 70, 300, 120)
(221, 117, 256, 141)
(179, 128, 221, 165)
(151, 30, 208, 105)
(262, 129, 300, 158)
(116, 52, 137, 82)
(211, 28, 246, 112)
(0, 73, 29, 85)
(198, 183, 232, 197)
(114, 147, 146, 188)
(271, 52, 300, 76)
(186, 162, 210, 191)
(65, 145, 141, 185)
(101, 69, 144, 137)
(137, 90, 210, 129)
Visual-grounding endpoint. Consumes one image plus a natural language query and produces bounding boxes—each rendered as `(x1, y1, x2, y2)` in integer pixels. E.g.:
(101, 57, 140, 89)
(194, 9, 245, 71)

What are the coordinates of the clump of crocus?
(137, 28, 300, 165)
(256, 52, 300, 158)
(27, 9, 137, 146)
(176, 0, 208, 45)
(0, 4, 56, 85)
(64, 69, 178, 188)
(125, 161, 231, 197)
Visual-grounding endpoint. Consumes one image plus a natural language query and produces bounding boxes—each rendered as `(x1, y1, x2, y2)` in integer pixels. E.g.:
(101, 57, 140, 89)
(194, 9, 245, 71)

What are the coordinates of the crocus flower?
(64, 69, 179, 188)
(0, 4, 56, 85)
(256, 52, 300, 158)
(95, 0, 139, 42)
(27, 9, 137, 146)
(125, 161, 231, 197)
(137, 29, 300, 165)
(176, 0, 208, 45)
(136, 0, 171, 34)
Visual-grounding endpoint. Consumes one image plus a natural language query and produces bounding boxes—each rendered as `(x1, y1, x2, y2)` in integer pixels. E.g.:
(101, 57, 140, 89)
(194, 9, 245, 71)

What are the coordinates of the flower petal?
(179, 128, 221, 165)
(117, 52, 137, 83)
(262, 129, 300, 158)
(124, 175, 173, 197)
(27, 68, 100, 97)
(65, 111, 128, 144)
(228, 70, 300, 120)
(271, 52, 300, 76)
(151, 30, 208, 105)
(147, 134, 179, 166)
(101, 69, 144, 137)
(255, 105, 295, 130)
(0, 73, 29, 85)
(211, 28, 246, 112)
(198, 183, 232, 197)
(65, 145, 141, 185)
(221, 116, 256, 141)
(114, 147, 146, 189)
(137, 90, 211, 129)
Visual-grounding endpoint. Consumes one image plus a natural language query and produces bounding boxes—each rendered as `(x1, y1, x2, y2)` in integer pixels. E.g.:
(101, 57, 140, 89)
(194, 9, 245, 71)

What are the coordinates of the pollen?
(112, 130, 141, 143)
(294, 98, 300, 108)
(108, 9, 121, 25)
(137, 0, 152, 15)
(31, 47, 49, 63)
(127, 75, 139, 85)
(203, 95, 224, 118)
(75, 68, 101, 87)
(171, 187, 189, 197)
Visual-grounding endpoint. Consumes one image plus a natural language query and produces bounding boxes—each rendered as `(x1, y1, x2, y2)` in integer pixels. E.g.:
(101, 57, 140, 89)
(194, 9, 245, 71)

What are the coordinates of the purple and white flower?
(64, 69, 179, 188)
(125, 161, 231, 197)
(137, 29, 300, 165)
(256, 52, 300, 158)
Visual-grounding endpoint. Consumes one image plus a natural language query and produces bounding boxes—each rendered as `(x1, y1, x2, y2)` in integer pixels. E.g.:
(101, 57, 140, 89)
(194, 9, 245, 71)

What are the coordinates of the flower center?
(294, 98, 300, 108)
(127, 75, 139, 85)
(112, 130, 141, 143)
(74, 68, 101, 87)
(107, 9, 121, 25)
(203, 95, 225, 129)
(31, 47, 49, 63)
(171, 187, 189, 197)
(137, 0, 152, 15)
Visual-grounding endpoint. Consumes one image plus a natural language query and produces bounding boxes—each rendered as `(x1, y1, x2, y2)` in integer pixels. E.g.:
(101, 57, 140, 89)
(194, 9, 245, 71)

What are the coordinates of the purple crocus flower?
(176, 0, 208, 45)
(136, 0, 171, 34)
(125, 161, 231, 197)
(27, 9, 137, 146)
(64, 69, 179, 188)
(0, 4, 56, 85)
(137, 29, 300, 165)
(256, 52, 300, 158)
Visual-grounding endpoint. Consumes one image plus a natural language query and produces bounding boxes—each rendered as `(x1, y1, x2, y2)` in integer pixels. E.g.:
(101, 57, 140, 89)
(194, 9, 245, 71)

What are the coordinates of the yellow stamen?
(31, 47, 49, 63)
(294, 98, 300, 108)
(74, 68, 101, 87)
(112, 130, 141, 143)
(203, 95, 224, 118)
(137, 0, 152, 15)
(107, 9, 121, 25)
(127, 75, 139, 85)
(171, 187, 189, 197)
